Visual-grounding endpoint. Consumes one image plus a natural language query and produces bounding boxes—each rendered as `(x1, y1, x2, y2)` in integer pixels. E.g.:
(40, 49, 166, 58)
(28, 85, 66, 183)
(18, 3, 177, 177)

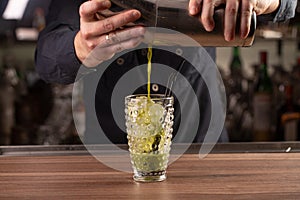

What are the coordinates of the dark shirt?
(35, 0, 297, 84)
(35, 0, 296, 144)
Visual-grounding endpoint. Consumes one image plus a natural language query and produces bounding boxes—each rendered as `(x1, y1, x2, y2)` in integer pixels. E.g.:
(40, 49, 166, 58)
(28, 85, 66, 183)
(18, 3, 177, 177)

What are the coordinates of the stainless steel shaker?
(110, 0, 256, 47)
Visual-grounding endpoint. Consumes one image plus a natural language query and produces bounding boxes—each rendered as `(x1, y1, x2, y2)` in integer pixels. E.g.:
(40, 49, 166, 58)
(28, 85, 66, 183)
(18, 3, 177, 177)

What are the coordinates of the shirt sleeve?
(35, 26, 81, 84)
(273, 0, 297, 22)
(35, 0, 86, 84)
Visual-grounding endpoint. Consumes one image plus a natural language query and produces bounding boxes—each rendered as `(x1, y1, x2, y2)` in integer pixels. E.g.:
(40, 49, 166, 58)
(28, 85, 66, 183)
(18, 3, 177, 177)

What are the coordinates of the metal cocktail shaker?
(110, 0, 256, 47)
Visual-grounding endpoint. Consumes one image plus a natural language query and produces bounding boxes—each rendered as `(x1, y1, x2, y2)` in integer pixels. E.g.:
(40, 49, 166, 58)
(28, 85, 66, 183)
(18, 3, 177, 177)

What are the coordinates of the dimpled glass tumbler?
(125, 94, 174, 182)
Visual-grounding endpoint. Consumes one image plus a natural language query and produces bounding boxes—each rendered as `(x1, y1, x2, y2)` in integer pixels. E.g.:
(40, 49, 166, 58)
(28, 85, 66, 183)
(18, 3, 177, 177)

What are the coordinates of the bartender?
(35, 0, 296, 144)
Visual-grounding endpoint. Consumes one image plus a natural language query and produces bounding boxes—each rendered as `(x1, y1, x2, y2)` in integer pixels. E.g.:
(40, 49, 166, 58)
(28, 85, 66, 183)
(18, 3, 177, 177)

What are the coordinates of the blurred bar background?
(1, 0, 300, 145)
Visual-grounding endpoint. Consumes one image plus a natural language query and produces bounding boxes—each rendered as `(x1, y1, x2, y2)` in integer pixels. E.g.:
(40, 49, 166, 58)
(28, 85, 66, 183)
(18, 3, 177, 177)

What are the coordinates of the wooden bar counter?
(0, 143, 300, 199)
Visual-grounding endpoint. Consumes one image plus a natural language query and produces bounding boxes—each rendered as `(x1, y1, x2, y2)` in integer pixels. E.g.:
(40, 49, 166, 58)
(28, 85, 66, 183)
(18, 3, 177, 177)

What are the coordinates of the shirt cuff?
(273, 0, 297, 22)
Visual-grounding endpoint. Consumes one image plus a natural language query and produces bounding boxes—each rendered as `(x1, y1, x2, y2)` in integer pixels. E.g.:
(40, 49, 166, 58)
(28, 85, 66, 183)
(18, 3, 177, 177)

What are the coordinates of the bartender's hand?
(188, 0, 280, 41)
(74, 0, 145, 67)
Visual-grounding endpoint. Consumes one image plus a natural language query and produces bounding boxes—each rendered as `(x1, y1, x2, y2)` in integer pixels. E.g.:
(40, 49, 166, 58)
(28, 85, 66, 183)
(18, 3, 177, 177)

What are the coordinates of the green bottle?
(253, 51, 273, 141)
(229, 47, 243, 94)
(230, 47, 242, 72)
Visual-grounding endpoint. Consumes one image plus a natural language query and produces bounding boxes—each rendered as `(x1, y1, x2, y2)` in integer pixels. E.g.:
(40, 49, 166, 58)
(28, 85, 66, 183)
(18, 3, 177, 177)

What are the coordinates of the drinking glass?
(125, 94, 174, 182)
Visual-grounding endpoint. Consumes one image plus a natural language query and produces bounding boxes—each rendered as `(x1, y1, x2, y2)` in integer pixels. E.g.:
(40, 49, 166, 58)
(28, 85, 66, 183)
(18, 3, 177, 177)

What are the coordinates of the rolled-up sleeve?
(35, 0, 86, 85)
(273, 0, 297, 22)
(35, 25, 81, 84)
(258, 0, 297, 22)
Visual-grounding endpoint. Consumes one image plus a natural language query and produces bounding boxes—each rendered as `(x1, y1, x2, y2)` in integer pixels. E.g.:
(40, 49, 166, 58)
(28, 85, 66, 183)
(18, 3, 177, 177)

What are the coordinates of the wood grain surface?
(1, 152, 300, 199)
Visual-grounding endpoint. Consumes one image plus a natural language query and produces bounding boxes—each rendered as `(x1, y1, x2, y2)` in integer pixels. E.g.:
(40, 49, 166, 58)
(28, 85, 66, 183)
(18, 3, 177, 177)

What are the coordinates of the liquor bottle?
(272, 40, 286, 108)
(276, 84, 300, 141)
(252, 51, 273, 141)
(226, 47, 254, 141)
(226, 47, 243, 141)
(229, 47, 243, 95)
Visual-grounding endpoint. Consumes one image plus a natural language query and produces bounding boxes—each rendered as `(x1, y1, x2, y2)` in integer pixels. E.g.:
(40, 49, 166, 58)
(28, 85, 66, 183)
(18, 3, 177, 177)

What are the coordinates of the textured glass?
(125, 94, 174, 182)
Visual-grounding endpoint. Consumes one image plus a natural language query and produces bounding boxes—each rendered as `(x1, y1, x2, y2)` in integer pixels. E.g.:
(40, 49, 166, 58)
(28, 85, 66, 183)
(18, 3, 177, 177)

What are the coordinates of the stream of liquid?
(127, 46, 172, 174)
(147, 45, 152, 100)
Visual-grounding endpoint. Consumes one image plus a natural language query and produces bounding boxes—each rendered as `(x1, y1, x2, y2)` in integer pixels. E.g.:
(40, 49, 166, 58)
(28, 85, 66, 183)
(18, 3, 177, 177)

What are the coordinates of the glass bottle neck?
(233, 47, 239, 57)
(231, 47, 242, 73)
(256, 51, 272, 93)
(259, 51, 268, 73)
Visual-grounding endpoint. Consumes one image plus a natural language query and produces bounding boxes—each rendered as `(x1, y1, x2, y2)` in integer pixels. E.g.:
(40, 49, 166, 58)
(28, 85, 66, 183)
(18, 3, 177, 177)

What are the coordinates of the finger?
(99, 36, 143, 56)
(189, 0, 202, 15)
(84, 36, 143, 67)
(80, 26, 144, 54)
(83, 51, 105, 68)
(224, 0, 239, 41)
(201, 0, 215, 31)
(86, 9, 141, 37)
(240, 0, 253, 39)
(79, 0, 111, 22)
(108, 36, 144, 54)
(83, 26, 145, 49)
(104, 26, 145, 46)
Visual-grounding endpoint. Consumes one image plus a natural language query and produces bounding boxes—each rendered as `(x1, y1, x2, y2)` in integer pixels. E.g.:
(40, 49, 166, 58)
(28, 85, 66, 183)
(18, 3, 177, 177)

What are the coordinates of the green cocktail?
(125, 94, 174, 182)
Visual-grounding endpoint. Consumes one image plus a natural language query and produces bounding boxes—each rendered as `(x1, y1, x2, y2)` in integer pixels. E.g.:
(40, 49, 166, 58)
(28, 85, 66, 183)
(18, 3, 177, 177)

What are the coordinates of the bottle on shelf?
(228, 47, 243, 95)
(252, 51, 273, 141)
(276, 84, 300, 141)
(272, 40, 286, 108)
(225, 47, 252, 141)
(226, 47, 242, 141)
